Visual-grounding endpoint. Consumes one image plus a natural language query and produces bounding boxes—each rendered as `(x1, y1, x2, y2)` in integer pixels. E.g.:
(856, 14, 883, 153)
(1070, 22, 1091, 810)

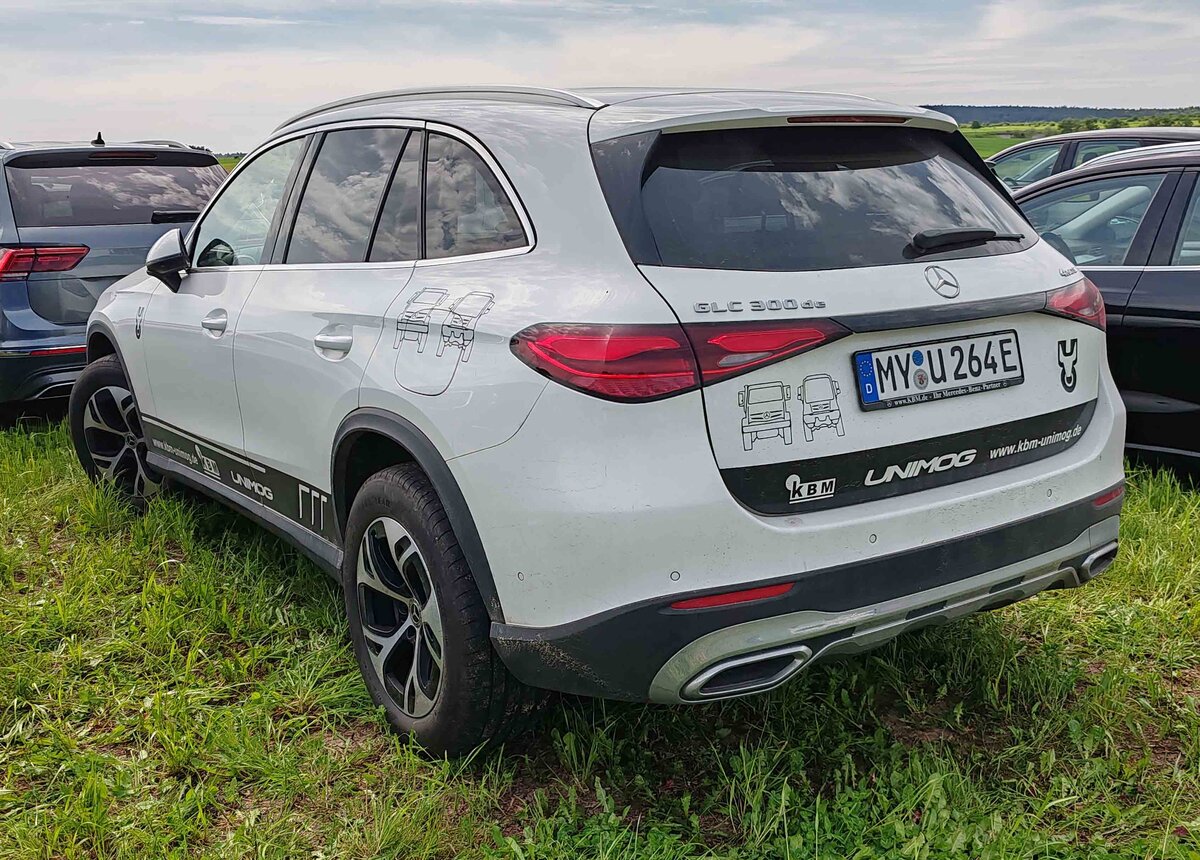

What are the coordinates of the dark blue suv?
(0, 139, 224, 408)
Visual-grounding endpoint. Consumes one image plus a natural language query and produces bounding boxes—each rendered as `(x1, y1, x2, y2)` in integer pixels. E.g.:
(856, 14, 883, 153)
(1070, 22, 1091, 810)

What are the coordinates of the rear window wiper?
(911, 227, 1025, 254)
(151, 209, 201, 224)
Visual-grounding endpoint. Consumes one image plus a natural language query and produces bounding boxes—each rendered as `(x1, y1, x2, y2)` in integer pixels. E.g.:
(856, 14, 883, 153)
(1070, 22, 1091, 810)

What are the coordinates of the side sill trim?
(147, 451, 343, 576)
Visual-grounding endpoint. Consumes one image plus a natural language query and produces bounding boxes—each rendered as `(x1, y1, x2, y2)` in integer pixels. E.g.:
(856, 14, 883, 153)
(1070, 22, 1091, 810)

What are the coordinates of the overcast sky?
(2, 0, 1196, 151)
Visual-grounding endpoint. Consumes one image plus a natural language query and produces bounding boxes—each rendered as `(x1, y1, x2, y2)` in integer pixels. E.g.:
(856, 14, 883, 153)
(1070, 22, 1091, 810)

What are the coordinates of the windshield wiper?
(911, 227, 1025, 254)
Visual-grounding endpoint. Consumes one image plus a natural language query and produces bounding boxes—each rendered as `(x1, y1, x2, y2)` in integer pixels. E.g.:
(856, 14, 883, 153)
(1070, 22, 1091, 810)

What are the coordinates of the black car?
(1014, 142, 1200, 471)
(988, 127, 1200, 190)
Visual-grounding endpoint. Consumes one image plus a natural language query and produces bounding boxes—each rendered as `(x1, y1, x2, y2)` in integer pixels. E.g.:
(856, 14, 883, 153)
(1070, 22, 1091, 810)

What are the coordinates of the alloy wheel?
(356, 516, 444, 718)
(82, 385, 160, 498)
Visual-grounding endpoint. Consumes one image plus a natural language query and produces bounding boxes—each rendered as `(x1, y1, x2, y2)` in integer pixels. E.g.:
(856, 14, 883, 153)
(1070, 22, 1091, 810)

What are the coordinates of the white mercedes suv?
(69, 87, 1126, 755)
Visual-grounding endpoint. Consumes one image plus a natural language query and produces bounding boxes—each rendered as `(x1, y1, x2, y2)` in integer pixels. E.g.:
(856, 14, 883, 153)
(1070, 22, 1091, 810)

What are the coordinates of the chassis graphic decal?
(142, 417, 337, 543)
(721, 400, 1096, 515)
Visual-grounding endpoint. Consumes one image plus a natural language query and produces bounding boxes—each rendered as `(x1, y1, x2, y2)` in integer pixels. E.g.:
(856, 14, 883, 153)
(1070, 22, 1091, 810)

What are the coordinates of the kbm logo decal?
(786, 474, 836, 503)
(864, 449, 977, 486)
(232, 471, 274, 501)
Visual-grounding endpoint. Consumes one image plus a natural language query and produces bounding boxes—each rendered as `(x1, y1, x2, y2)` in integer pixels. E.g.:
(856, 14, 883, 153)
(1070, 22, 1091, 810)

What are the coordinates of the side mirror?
(146, 229, 188, 292)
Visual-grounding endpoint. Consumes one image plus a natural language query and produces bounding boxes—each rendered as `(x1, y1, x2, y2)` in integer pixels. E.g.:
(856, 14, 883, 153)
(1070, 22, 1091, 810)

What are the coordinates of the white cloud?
(176, 14, 305, 26)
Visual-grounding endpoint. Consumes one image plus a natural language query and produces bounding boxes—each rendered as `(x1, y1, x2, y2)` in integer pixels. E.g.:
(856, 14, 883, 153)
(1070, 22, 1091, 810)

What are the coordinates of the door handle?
(201, 310, 228, 335)
(314, 332, 354, 353)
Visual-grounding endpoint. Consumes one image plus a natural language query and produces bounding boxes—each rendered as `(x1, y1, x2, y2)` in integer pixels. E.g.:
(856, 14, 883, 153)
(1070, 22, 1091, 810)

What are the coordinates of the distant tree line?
(928, 104, 1200, 124)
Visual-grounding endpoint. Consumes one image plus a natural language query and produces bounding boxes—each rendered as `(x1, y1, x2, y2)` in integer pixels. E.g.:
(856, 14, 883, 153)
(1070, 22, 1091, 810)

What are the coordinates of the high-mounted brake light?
(511, 318, 849, 403)
(786, 115, 909, 124)
(0, 246, 90, 280)
(670, 582, 794, 610)
(1043, 277, 1106, 330)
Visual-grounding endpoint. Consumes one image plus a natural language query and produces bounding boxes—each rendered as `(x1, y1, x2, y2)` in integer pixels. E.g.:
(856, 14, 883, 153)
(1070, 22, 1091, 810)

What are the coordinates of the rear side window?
(368, 133, 423, 262)
(424, 133, 526, 259)
(992, 142, 1064, 188)
(5, 153, 225, 228)
(286, 127, 409, 265)
(593, 126, 1032, 273)
(1173, 186, 1200, 266)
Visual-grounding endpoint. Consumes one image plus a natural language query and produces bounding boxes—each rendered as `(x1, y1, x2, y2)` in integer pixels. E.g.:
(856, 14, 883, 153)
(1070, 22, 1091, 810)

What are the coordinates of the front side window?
(992, 142, 1064, 188)
(1172, 186, 1200, 266)
(286, 127, 409, 265)
(424, 133, 526, 260)
(1021, 173, 1166, 266)
(192, 138, 305, 268)
(594, 126, 1032, 273)
(1072, 139, 1143, 168)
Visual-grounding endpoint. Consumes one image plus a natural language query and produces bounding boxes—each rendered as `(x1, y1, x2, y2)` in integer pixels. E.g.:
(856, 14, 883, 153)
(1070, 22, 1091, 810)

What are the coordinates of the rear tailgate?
(4, 148, 225, 325)
(590, 112, 1104, 514)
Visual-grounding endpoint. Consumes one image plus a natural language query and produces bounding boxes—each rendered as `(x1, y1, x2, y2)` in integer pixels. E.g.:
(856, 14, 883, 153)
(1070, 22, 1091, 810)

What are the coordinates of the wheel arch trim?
(332, 407, 505, 623)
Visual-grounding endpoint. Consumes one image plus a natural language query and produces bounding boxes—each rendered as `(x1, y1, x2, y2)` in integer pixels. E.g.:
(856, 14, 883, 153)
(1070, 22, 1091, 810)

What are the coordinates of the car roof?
(274, 85, 957, 140)
(1013, 141, 1200, 198)
(990, 126, 1200, 160)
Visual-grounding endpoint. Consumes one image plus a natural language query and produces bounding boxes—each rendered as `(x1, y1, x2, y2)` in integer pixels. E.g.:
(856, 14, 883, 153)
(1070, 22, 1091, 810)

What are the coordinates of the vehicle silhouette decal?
(798, 373, 844, 441)
(738, 381, 793, 450)
(393, 288, 495, 396)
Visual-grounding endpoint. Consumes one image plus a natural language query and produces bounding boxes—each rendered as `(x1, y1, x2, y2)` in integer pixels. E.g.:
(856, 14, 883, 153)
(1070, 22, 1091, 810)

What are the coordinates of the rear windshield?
(592, 126, 1033, 272)
(5, 153, 225, 227)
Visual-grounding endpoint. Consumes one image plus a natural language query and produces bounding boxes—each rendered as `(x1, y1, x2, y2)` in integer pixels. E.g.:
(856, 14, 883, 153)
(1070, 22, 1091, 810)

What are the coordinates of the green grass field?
(1, 417, 1197, 858)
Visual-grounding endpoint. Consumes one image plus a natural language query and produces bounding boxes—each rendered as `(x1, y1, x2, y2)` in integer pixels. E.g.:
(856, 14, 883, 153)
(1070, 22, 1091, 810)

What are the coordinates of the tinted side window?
(424, 133, 526, 259)
(1072, 139, 1142, 168)
(368, 132, 422, 262)
(992, 142, 1064, 188)
(1171, 186, 1200, 266)
(193, 139, 305, 268)
(286, 128, 409, 265)
(1021, 173, 1166, 266)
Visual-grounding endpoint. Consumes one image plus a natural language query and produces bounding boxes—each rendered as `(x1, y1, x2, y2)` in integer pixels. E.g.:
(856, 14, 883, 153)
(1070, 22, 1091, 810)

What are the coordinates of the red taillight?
(510, 323, 700, 402)
(1044, 278, 1106, 330)
(1092, 484, 1124, 508)
(511, 318, 849, 402)
(684, 319, 850, 384)
(670, 582, 793, 610)
(0, 246, 90, 280)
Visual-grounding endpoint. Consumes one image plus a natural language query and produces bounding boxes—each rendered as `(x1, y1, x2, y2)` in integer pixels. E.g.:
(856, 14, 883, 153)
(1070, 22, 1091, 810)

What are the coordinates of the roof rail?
(133, 139, 189, 149)
(0, 141, 13, 150)
(276, 86, 605, 130)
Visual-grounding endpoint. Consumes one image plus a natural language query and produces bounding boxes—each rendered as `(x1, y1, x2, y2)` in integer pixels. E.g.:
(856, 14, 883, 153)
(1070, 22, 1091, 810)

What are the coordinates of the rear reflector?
(28, 345, 88, 357)
(671, 582, 794, 610)
(1043, 277, 1106, 330)
(1092, 484, 1124, 508)
(511, 318, 849, 402)
(0, 246, 90, 280)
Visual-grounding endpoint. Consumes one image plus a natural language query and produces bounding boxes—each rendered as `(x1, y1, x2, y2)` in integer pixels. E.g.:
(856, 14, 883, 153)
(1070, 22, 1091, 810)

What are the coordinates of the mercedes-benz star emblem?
(924, 265, 960, 299)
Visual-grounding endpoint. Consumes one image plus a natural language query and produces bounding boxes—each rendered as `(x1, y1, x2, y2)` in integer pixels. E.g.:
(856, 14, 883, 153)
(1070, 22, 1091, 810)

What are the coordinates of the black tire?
(68, 355, 161, 502)
(343, 464, 541, 756)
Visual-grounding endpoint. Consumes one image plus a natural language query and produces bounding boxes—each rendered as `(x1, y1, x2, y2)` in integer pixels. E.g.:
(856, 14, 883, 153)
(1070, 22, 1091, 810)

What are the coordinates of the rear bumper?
(0, 346, 85, 402)
(491, 492, 1122, 702)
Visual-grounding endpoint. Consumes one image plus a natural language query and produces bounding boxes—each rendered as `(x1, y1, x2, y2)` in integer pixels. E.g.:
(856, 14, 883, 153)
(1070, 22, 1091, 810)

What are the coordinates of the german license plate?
(854, 330, 1023, 410)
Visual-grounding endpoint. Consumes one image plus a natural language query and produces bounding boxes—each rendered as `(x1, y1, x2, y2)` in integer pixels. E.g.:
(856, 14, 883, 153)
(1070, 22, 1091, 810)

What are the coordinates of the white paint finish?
(234, 262, 415, 491)
(139, 267, 262, 452)
(90, 270, 160, 415)
(453, 370, 1124, 628)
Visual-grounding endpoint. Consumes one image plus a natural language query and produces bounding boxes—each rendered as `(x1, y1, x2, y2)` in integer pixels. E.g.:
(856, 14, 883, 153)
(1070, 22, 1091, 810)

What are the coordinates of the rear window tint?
(593, 126, 1032, 272)
(5, 158, 225, 228)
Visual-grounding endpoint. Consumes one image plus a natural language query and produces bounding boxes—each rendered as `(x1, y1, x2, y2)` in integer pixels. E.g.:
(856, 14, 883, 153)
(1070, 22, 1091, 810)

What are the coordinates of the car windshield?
(593, 125, 1031, 272)
(747, 388, 781, 404)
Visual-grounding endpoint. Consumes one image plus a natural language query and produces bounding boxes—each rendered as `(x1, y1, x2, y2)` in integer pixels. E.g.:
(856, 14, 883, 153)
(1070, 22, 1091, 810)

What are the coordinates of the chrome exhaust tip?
(1080, 540, 1119, 582)
(681, 643, 812, 701)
